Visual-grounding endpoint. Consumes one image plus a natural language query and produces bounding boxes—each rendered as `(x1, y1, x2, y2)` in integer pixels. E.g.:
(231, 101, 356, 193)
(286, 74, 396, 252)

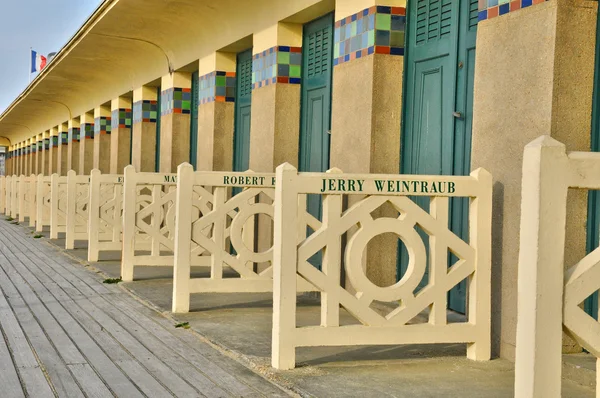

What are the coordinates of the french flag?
(31, 50, 47, 73)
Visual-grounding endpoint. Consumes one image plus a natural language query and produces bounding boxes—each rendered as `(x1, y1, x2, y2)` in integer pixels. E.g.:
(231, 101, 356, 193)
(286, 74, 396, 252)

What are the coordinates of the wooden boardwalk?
(0, 220, 289, 398)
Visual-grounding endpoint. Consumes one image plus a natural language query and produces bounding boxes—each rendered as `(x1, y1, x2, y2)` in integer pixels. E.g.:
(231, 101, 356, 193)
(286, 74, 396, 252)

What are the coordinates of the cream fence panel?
(172, 163, 318, 313)
(50, 174, 68, 239)
(65, 171, 90, 250)
(36, 175, 52, 232)
(0, 176, 5, 214)
(10, 175, 19, 219)
(18, 175, 35, 224)
(5, 176, 12, 217)
(271, 163, 493, 370)
(121, 165, 182, 281)
(88, 170, 124, 262)
(28, 175, 37, 227)
(515, 136, 600, 398)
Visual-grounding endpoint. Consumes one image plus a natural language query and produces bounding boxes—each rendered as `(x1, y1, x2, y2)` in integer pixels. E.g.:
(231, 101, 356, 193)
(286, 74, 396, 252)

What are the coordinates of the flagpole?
(29, 47, 32, 83)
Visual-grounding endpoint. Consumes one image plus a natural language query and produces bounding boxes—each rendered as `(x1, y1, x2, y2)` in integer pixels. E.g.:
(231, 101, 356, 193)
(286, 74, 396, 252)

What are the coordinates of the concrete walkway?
(4, 219, 597, 397)
(0, 220, 289, 397)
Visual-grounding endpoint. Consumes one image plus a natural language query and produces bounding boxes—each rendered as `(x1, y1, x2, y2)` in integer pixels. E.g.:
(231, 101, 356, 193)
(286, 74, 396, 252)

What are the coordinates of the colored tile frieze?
(80, 123, 94, 140)
(111, 108, 132, 130)
(68, 128, 80, 142)
(334, 6, 405, 67)
(94, 117, 112, 135)
(199, 71, 236, 104)
(51, 136, 59, 146)
(31, 143, 36, 153)
(161, 87, 192, 116)
(44, 138, 50, 149)
(37, 141, 43, 151)
(61, 132, 69, 145)
(252, 46, 302, 89)
(133, 100, 158, 123)
(478, 0, 547, 21)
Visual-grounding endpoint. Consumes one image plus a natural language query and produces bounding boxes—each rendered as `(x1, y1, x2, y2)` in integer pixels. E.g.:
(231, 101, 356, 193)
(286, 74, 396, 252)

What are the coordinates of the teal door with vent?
(299, 13, 334, 213)
(190, 71, 199, 169)
(401, 0, 479, 314)
(585, 8, 600, 320)
(233, 49, 253, 172)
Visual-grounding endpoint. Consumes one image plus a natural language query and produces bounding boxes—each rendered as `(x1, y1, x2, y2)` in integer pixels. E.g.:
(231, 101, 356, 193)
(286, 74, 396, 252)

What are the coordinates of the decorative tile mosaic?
(61, 132, 69, 145)
(80, 123, 94, 140)
(111, 108, 132, 130)
(478, 0, 547, 21)
(199, 71, 236, 104)
(31, 143, 36, 153)
(68, 128, 80, 143)
(94, 117, 111, 136)
(334, 6, 405, 67)
(44, 138, 50, 150)
(252, 46, 302, 89)
(51, 136, 59, 147)
(161, 88, 192, 116)
(37, 141, 43, 151)
(133, 100, 158, 123)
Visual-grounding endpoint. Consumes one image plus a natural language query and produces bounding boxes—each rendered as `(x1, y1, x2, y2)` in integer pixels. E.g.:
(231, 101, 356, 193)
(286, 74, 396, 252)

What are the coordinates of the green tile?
(351, 21, 357, 37)
(289, 65, 301, 78)
(368, 30, 375, 47)
(390, 31, 404, 48)
(182, 100, 191, 110)
(215, 76, 226, 87)
(376, 14, 391, 31)
(277, 51, 290, 65)
(334, 42, 340, 58)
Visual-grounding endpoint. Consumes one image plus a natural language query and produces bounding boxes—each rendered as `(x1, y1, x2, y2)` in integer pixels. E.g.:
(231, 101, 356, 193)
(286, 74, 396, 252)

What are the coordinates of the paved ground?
(2, 219, 596, 397)
(0, 220, 289, 397)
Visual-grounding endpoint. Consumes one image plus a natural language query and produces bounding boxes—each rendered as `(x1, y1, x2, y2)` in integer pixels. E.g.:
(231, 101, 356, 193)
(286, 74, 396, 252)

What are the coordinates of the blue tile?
(478, 10, 488, 21)
(289, 77, 301, 84)
(522, 0, 533, 7)
(488, 0, 498, 6)
(499, 3, 509, 14)
(375, 30, 390, 46)
(377, 5, 391, 13)
(390, 47, 404, 55)
(333, 58, 339, 66)
(344, 54, 350, 62)
(279, 45, 290, 52)
(334, 28, 340, 43)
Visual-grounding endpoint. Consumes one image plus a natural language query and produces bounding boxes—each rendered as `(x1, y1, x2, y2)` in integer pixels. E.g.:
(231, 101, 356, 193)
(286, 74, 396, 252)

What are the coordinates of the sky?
(0, 0, 102, 114)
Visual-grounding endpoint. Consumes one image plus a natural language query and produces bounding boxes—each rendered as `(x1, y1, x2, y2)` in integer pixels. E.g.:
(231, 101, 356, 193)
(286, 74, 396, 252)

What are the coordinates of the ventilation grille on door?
(415, 0, 454, 45)
(306, 26, 332, 78)
(238, 57, 253, 98)
(469, 0, 479, 30)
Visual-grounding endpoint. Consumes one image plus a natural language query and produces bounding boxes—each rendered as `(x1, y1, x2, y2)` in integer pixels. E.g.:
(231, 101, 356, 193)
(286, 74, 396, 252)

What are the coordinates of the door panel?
(401, 0, 477, 314)
(233, 49, 253, 172)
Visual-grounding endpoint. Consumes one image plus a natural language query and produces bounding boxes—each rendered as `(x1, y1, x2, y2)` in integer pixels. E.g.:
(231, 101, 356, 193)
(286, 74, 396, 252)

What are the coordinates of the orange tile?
(225, 72, 236, 77)
(532, 0, 545, 4)
(487, 6, 499, 19)
(510, 1, 520, 11)
(375, 46, 390, 55)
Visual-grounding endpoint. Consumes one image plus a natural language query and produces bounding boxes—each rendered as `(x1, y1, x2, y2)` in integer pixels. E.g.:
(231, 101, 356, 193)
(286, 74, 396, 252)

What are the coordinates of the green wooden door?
(190, 71, 199, 169)
(233, 49, 253, 172)
(401, 0, 478, 314)
(585, 8, 600, 320)
(299, 12, 334, 225)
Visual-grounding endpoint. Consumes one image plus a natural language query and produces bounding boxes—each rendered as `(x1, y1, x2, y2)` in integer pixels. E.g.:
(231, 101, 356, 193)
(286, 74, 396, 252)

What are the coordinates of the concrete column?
(16, 143, 22, 176)
(94, 106, 111, 174)
(58, 123, 69, 175)
(471, 0, 598, 359)
(68, 119, 80, 174)
(249, 22, 302, 172)
(35, 135, 42, 175)
(330, 1, 405, 287)
(159, 72, 192, 172)
(132, 86, 158, 172)
(197, 52, 236, 171)
(5, 147, 11, 176)
(110, 97, 132, 174)
(49, 128, 59, 175)
(24, 141, 29, 176)
(42, 132, 50, 176)
(28, 139, 35, 176)
(79, 113, 94, 175)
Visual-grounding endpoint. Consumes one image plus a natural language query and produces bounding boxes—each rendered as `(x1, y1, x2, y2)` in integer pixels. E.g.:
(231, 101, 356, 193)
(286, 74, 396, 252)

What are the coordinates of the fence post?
(172, 163, 194, 313)
(35, 175, 44, 232)
(29, 175, 36, 227)
(514, 136, 569, 398)
(121, 165, 137, 281)
(467, 168, 492, 360)
(88, 169, 101, 262)
(50, 174, 59, 239)
(18, 175, 25, 222)
(65, 170, 77, 249)
(272, 162, 299, 370)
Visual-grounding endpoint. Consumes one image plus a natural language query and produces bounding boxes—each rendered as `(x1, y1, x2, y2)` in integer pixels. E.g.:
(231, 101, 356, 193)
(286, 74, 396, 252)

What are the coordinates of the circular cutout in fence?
(345, 217, 426, 302)
(229, 203, 273, 263)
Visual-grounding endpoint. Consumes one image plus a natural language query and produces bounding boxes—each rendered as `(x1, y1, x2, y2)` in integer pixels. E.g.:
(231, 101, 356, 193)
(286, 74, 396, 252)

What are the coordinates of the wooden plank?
(0, 265, 84, 398)
(0, 309, 26, 398)
(0, 233, 143, 398)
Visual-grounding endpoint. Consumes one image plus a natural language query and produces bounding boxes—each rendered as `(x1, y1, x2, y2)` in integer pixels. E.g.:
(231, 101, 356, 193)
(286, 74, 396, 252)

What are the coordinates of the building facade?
(0, 0, 598, 361)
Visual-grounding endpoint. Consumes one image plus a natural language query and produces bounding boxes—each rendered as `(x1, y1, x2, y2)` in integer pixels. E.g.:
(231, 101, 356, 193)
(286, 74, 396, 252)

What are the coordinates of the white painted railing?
(18, 175, 36, 224)
(172, 163, 318, 313)
(88, 170, 123, 262)
(36, 175, 51, 232)
(271, 163, 493, 370)
(65, 171, 90, 250)
(515, 136, 600, 398)
(0, 176, 5, 214)
(50, 174, 68, 239)
(121, 166, 181, 281)
(10, 175, 19, 219)
(5, 176, 12, 217)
